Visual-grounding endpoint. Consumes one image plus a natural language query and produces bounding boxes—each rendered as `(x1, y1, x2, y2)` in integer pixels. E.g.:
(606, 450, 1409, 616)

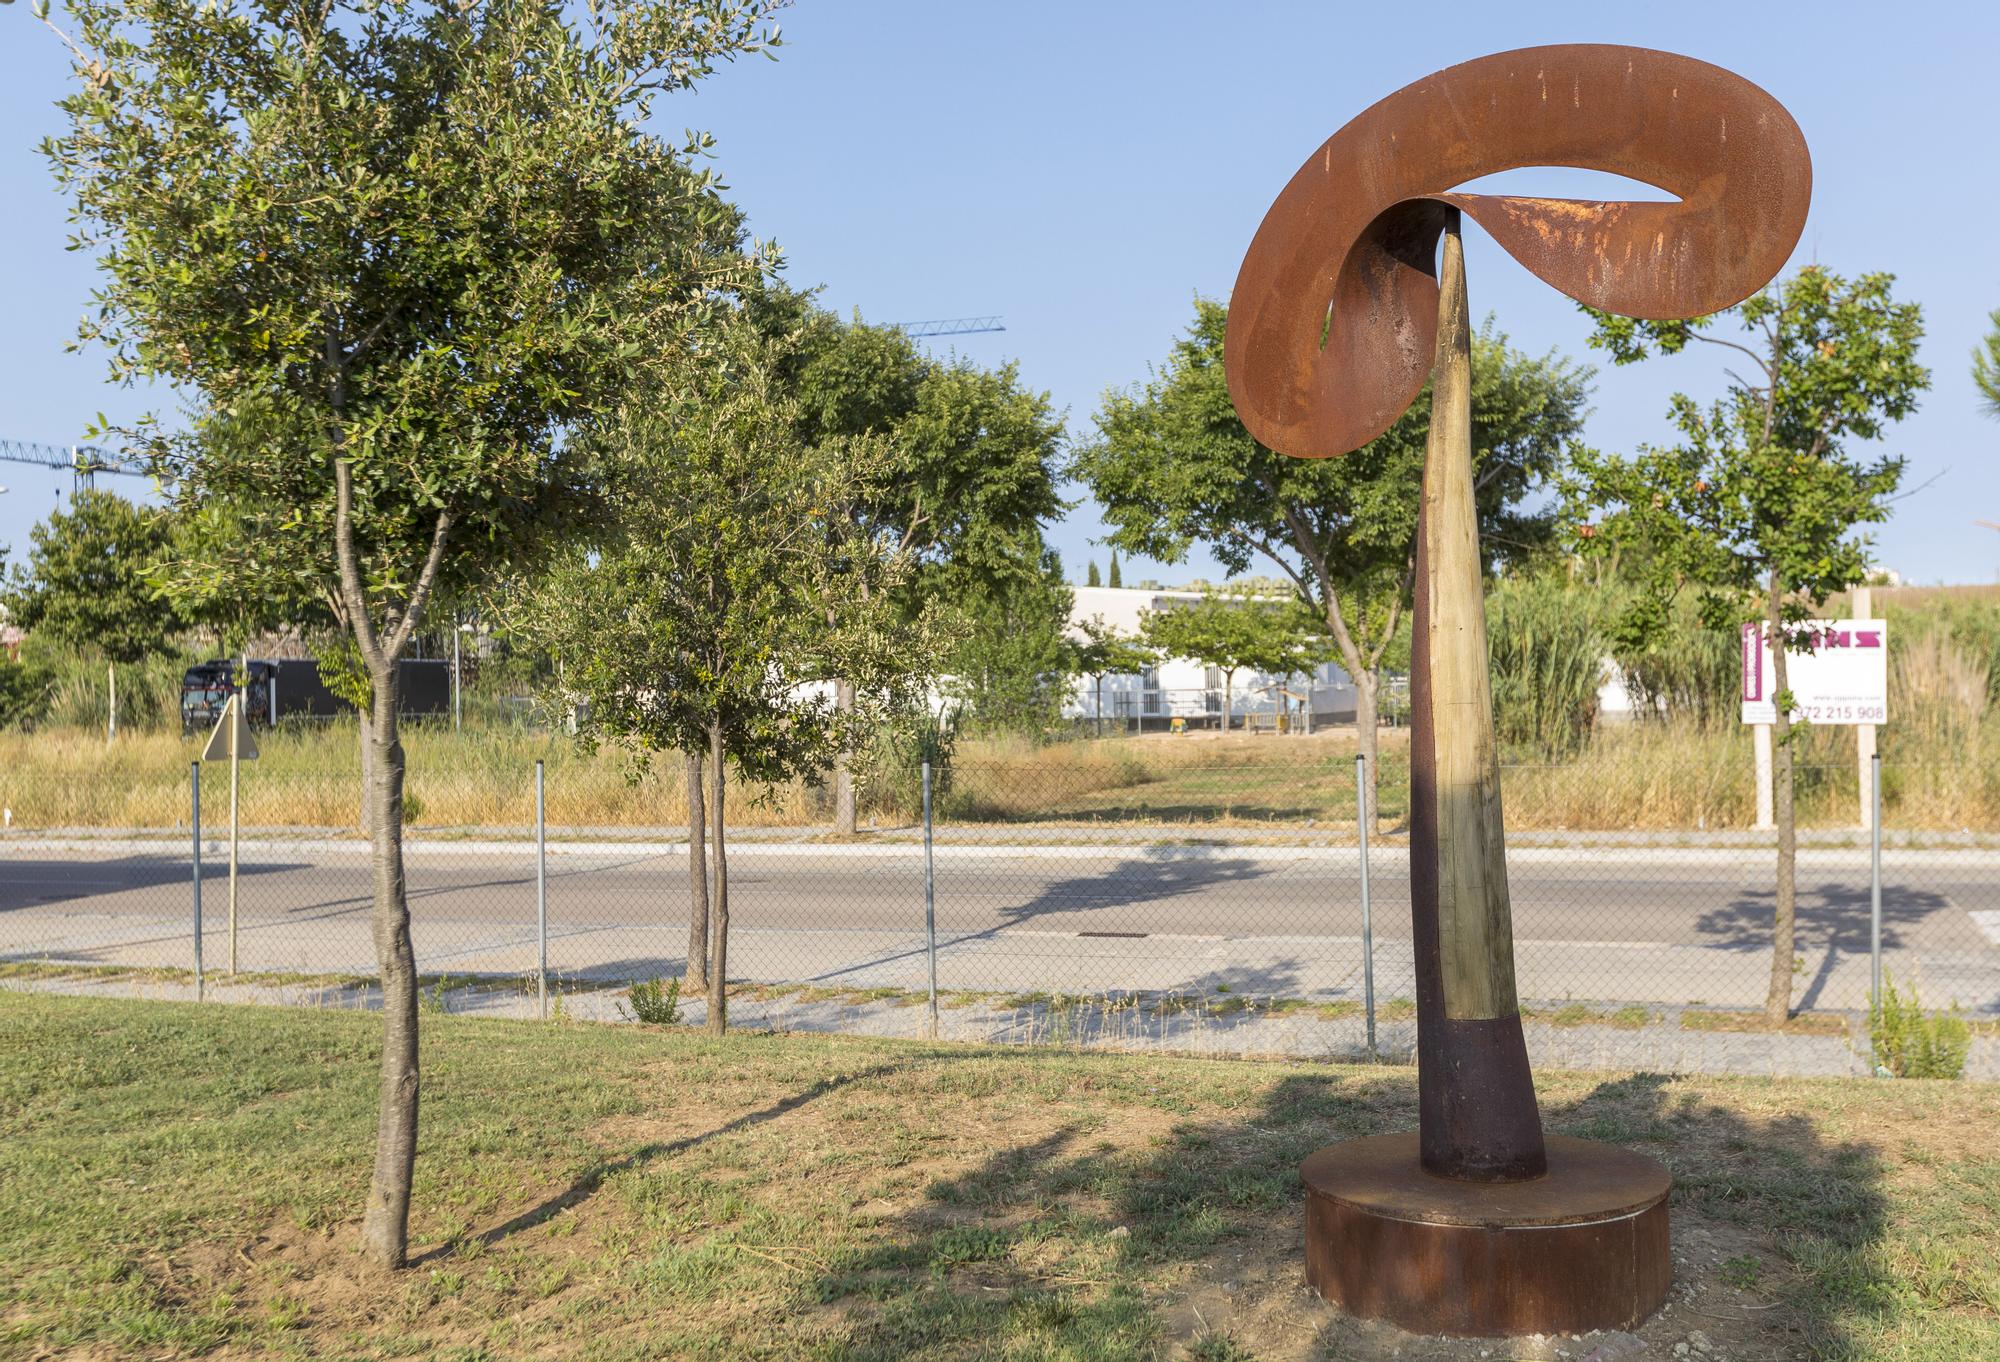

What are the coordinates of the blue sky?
(3, 0, 1997, 586)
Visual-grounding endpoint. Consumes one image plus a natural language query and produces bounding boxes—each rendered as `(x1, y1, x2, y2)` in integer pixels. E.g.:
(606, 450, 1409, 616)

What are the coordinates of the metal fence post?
(536, 760, 548, 1020)
(1356, 753, 1375, 1057)
(191, 762, 204, 1002)
(923, 760, 939, 1040)
(1870, 752, 1883, 1015)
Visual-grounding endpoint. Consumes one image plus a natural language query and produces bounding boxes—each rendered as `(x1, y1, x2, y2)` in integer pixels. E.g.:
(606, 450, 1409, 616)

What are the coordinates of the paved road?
(6, 840, 1998, 1012)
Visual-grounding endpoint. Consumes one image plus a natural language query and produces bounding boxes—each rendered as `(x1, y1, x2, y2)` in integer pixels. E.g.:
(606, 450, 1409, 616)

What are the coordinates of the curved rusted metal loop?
(1224, 44, 1812, 459)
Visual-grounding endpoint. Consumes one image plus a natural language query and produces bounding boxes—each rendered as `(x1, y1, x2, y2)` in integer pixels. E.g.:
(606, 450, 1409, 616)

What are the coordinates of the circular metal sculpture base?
(1301, 1133, 1672, 1338)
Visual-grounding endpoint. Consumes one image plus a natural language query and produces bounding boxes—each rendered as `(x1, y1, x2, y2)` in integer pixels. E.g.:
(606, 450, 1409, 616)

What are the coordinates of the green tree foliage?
(1106, 551, 1122, 588)
(1, 491, 181, 662)
(1563, 267, 1927, 1021)
(745, 289, 1069, 788)
(944, 549, 1076, 734)
(1611, 593, 1740, 726)
(514, 339, 934, 1033)
(1974, 308, 2000, 419)
(34, 0, 785, 1268)
(159, 498, 339, 655)
(1140, 590, 1322, 733)
(1072, 614, 1156, 734)
(1085, 560, 1101, 588)
(1078, 297, 1589, 814)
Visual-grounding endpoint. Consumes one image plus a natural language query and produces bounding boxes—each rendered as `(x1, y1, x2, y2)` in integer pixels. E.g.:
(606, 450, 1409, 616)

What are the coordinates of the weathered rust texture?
(1231, 45, 1806, 1334)
(1225, 44, 1812, 460)
(1302, 1133, 1673, 1337)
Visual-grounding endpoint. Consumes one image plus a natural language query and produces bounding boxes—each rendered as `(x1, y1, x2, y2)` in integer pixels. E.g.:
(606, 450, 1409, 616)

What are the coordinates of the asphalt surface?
(6, 841, 1998, 1012)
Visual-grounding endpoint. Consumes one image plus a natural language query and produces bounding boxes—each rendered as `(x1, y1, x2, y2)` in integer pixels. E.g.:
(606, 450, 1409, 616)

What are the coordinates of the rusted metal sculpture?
(1224, 45, 1809, 1335)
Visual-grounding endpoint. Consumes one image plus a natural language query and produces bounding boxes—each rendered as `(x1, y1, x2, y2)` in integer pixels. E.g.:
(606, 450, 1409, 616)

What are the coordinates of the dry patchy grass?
(1, 993, 1996, 1360)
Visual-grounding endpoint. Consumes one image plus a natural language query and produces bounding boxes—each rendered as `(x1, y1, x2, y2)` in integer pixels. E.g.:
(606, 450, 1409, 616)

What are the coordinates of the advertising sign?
(1740, 619, 1887, 725)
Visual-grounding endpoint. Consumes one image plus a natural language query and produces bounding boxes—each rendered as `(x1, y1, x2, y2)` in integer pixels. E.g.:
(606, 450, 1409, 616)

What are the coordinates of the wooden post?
(1754, 722, 1775, 830)
(1407, 210, 1545, 1181)
(1853, 586, 1875, 830)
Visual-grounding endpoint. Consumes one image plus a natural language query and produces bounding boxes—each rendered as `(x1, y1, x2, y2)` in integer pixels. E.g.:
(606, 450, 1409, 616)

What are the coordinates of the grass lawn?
(2, 994, 1995, 1361)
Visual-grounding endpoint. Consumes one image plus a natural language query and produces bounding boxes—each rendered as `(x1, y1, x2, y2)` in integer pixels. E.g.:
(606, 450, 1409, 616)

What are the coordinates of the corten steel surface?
(1225, 43, 1808, 1336)
(1224, 44, 1812, 460)
(1302, 1133, 1673, 1338)
(1223, 41, 1811, 1184)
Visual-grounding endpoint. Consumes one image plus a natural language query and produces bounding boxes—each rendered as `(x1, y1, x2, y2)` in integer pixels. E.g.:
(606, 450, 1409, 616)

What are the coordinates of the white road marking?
(1969, 911, 2000, 948)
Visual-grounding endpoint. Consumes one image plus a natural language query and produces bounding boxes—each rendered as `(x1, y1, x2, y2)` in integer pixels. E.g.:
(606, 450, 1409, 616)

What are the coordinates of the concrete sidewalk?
(7, 969, 1995, 1081)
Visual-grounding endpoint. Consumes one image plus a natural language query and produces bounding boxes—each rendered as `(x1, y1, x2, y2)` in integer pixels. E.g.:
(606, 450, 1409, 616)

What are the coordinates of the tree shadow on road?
(799, 853, 1278, 990)
(1694, 881, 1955, 1011)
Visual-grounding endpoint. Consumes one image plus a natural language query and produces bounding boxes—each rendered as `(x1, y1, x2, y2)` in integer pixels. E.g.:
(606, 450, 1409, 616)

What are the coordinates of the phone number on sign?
(1797, 703, 1886, 722)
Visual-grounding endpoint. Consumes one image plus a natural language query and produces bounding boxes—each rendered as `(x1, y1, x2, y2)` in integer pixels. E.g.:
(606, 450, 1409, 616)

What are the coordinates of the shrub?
(1486, 575, 1606, 758)
(1869, 973, 1971, 1079)
(619, 976, 682, 1026)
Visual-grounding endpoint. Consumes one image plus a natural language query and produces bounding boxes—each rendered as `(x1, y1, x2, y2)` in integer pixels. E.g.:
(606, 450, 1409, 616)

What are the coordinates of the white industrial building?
(1063, 585, 1360, 731)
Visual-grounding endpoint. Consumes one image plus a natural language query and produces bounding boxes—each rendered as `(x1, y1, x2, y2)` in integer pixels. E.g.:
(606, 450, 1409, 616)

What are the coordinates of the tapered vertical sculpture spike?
(1408, 214, 1545, 1181)
(1224, 45, 1810, 1335)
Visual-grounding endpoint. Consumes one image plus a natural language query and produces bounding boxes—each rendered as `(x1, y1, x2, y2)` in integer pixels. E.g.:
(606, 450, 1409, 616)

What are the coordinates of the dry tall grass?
(2, 714, 1993, 832)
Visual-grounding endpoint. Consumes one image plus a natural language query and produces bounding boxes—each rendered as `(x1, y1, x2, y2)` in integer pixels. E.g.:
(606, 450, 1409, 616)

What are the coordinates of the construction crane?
(0, 438, 150, 495)
(888, 316, 1005, 339)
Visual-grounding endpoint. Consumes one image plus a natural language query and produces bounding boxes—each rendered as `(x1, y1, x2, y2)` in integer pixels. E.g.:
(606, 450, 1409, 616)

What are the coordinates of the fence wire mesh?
(4, 753, 1996, 1073)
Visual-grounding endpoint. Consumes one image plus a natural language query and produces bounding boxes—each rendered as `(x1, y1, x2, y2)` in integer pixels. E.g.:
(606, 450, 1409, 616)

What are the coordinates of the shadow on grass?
(417, 1060, 910, 1265)
(801, 1064, 1893, 1361)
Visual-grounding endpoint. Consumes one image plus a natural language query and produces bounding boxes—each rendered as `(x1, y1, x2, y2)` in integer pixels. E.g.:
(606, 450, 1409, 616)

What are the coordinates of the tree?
(36, 0, 783, 1268)
(1975, 308, 2000, 419)
(941, 549, 1075, 733)
(516, 342, 932, 1030)
(1079, 297, 1588, 818)
(751, 294, 1067, 822)
(1563, 267, 1926, 1021)
(1086, 560, 1101, 588)
(1140, 590, 1318, 733)
(1, 491, 181, 663)
(158, 497, 339, 656)
(1072, 614, 1154, 735)
(1106, 552, 1122, 588)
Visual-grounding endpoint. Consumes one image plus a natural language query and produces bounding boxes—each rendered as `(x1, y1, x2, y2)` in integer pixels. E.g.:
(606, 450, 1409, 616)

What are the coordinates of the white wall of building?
(1065, 585, 1358, 724)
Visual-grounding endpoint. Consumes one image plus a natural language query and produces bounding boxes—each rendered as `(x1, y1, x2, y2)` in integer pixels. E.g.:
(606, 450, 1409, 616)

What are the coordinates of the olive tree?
(33, 0, 784, 1266)
(514, 335, 942, 1028)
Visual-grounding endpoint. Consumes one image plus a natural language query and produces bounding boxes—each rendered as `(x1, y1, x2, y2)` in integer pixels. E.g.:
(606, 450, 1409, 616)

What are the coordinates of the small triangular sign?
(201, 693, 259, 762)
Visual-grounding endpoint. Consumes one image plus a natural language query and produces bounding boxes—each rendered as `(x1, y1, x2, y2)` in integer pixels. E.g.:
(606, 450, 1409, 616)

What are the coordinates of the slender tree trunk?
(1765, 575, 1797, 1022)
(1352, 668, 1381, 832)
(358, 671, 420, 1268)
(705, 721, 730, 1036)
(831, 678, 857, 835)
(1223, 670, 1234, 735)
(358, 711, 373, 836)
(684, 750, 709, 991)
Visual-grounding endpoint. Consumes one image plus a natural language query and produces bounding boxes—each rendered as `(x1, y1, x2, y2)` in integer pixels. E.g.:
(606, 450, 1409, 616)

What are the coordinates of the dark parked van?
(181, 657, 451, 733)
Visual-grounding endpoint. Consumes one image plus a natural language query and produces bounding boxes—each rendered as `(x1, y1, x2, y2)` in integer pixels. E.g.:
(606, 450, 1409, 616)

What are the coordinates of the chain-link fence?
(4, 754, 1996, 1072)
